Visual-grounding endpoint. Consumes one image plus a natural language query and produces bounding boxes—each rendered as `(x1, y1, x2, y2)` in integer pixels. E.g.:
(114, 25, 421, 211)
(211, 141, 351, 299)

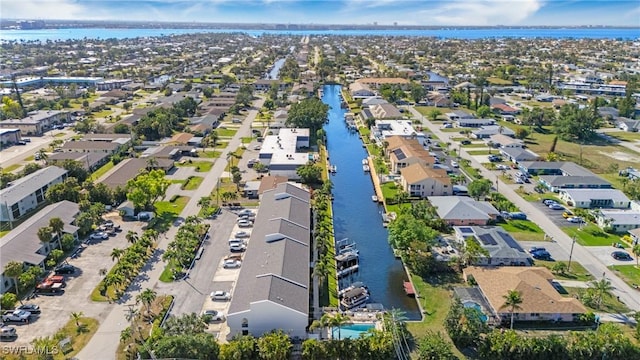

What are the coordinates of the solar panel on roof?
(459, 227, 473, 234)
(498, 232, 523, 250)
(392, 149, 406, 160)
(478, 233, 497, 246)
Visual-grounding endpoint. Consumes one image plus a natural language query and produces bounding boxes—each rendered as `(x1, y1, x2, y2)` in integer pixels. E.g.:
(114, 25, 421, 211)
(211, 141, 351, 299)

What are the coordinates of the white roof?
(562, 189, 630, 203)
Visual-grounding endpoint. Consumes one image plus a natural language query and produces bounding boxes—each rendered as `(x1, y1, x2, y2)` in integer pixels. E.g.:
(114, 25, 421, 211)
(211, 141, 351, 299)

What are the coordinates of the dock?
(367, 156, 384, 204)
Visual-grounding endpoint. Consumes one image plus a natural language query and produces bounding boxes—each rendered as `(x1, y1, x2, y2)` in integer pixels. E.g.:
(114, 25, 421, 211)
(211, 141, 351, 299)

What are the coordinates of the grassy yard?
(460, 162, 482, 180)
(533, 260, 594, 282)
(500, 219, 546, 242)
(466, 149, 492, 155)
(2, 163, 20, 173)
(0, 230, 8, 238)
(562, 224, 621, 247)
(182, 176, 203, 190)
(608, 265, 640, 288)
(217, 128, 238, 137)
(241, 136, 253, 144)
(415, 106, 454, 120)
(177, 160, 213, 172)
(487, 77, 513, 85)
(562, 287, 630, 314)
(92, 109, 113, 118)
(155, 195, 189, 216)
(462, 143, 489, 148)
(198, 150, 222, 158)
(605, 131, 640, 142)
(515, 187, 562, 203)
(89, 161, 115, 181)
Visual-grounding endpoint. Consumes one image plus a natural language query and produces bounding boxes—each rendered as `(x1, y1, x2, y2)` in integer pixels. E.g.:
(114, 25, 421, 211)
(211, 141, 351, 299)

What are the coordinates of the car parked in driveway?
(237, 220, 252, 228)
(529, 247, 547, 254)
(234, 231, 250, 238)
(549, 203, 565, 210)
(223, 259, 242, 269)
(532, 250, 552, 260)
(202, 310, 225, 322)
(229, 243, 247, 252)
(496, 164, 510, 171)
(54, 264, 76, 275)
(0, 325, 17, 339)
(16, 304, 40, 315)
(210, 291, 231, 301)
(89, 232, 108, 240)
(567, 217, 584, 223)
(611, 251, 633, 261)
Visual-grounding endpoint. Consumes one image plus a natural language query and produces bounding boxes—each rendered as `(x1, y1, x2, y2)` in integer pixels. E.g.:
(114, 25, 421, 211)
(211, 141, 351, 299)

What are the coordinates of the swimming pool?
(463, 301, 489, 323)
(331, 323, 375, 339)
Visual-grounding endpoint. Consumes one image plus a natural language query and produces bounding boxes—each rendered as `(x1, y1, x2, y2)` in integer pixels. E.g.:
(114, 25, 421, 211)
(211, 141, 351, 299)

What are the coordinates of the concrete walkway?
(77, 97, 265, 360)
(407, 106, 640, 312)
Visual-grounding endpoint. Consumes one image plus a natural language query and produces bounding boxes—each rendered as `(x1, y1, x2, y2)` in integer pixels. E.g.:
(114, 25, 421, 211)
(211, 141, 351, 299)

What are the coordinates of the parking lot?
(7, 216, 144, 346)
(529, 201, 579, 229)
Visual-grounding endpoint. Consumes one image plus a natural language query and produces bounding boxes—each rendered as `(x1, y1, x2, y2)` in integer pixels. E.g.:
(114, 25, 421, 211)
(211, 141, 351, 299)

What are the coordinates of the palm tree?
(125, 231, 139, 244)
(36, 149, 48, 163)
(590, 278, 614, 310)
(49, 217, 65, 250)
(136, 288, 157, 315)
(197, 196, 211, 210)
(111, 248, 125, 262)
(309, 314, 332, 338)
(500, 289, 523, 329)
(71, 311, 84, 328)
(327, 312, 351, 340)
(37, 226, 53, 252)
(633, 244, 640, 268)
(4, 261, 23, 294)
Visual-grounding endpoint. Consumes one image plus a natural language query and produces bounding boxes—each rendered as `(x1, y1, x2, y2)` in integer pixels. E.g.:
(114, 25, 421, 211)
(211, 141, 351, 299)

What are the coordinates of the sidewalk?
(77, 97, 265, 360)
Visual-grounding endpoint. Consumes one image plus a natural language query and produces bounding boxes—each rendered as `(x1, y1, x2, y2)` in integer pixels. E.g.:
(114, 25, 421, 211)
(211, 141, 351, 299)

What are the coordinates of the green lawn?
(533, 260, 594, 282)
(155, 196, 190, 216)
(92, 109, 113, 118)
(2, 164, 20, 173)
(562, 225, 621, 247)
(462, 143, 489, 148)
(562, 287, 630, 314)
(500, 219, 546, 242)
(605, 131, 640, 142)
(177, 160, 213, 172)
(89, 161, 115, 181)
(415, 106, 454, 120)
(183, 176, 203, 190)
(24, 155, 35, 161)
(487, 77, 513, 85)
(0, 230, 9, 238)
(608, 265, 640, 288)
(198, 150, 222, 158)
(460, 163, 482, 180)
(466, 150, 492, 155)
(241, 137, 253, 144)
(217, 128, 238, 137)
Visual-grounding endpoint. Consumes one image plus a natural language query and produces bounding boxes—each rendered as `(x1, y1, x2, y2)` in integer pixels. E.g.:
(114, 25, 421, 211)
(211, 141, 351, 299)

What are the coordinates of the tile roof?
(401, 163, 451, 185)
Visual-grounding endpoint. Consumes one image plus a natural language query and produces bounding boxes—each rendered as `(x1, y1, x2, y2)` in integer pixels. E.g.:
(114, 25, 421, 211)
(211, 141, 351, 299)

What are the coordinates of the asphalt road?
(407, 106, 640, 312)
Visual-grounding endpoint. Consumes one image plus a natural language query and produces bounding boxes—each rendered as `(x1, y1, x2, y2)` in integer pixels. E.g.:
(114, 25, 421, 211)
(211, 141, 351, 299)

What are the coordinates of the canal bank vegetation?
(312, 178, 339, 308)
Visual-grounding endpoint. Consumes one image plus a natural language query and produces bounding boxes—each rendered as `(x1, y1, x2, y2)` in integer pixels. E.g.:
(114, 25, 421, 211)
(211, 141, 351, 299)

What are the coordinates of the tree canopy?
(388, 213, 439, 251)
(286, 97, 329, 134)
(553, 104, 602, 142)
(468, 179, 492, 200)
(126, 169, 171, 212)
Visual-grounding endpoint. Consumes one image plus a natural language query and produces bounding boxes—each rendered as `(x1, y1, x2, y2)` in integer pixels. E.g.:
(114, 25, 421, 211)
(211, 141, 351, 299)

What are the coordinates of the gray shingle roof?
(429, 196, 499, 221)
(0, 201, 79, 270)
(228, 183, 310, 316)
(0, 166, 67, 206)
(540, 175, 611, 187)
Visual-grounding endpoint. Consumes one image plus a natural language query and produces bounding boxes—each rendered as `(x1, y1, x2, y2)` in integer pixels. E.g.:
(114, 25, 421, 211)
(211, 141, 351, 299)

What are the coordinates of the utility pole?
(567, 235, 576, 270)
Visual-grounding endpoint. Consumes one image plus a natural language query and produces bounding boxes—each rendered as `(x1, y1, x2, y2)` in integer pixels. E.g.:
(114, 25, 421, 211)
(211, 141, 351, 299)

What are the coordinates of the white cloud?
(423, 0, 545, 26)
(1, 0, 95, 20)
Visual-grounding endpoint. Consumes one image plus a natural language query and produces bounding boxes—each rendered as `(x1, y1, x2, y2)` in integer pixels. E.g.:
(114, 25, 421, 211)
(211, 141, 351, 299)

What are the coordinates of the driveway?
(407, 106, 640, 311)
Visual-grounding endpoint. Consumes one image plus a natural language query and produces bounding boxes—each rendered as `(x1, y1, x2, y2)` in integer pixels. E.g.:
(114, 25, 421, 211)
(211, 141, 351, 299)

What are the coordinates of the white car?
(89, 232, 108, 240)
(230, 243, 247, 252)
(567, 217, 584, 223)
(237, 220, 252, 228)
(223, 259, 242, 269)
(210, 291, 231, 301)
(237, 209, 255, 217)
(253, 145, 261, 150)
(451, 161, 459, 168)
(496, 164, 510, 171)
(202, 309, 225, 322)
(234, 231, 250, 238)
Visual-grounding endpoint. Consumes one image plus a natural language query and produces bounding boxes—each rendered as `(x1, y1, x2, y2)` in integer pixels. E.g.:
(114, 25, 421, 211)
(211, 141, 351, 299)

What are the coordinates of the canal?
(321, 84, 421, 320)
(266, 58, 286, 80)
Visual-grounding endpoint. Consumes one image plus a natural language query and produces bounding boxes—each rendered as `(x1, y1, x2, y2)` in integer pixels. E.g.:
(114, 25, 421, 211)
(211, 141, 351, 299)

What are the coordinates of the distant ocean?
(1, 27, 639, 42)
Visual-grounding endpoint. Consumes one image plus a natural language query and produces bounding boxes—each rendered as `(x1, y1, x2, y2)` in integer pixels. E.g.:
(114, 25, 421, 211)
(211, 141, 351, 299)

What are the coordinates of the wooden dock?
(367, 156, 384, 204)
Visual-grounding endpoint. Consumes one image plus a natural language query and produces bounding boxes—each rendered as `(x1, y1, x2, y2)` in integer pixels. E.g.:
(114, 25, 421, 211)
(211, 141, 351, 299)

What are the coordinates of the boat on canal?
(335, 250, 359, 278)
(338, 281, 368, 298)
(340, 285, 370, 311)
(363, 164, 370, 172)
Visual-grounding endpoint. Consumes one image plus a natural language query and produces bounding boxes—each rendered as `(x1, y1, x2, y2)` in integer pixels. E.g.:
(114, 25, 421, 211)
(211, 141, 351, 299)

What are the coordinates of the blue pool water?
(331, 323, 375, 340)
(463, 301, 489, 322)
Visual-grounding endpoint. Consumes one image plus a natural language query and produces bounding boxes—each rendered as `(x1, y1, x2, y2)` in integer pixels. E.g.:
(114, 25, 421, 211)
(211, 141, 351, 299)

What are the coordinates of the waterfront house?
(453, 226, 530, 266)
(349, 82, 376, 98)
(374, 121, 428, 147)
(594, 209, 640, 233)
(370, 103, 403, 119)
(0, 201, 79, 294)
(387, 138, 435, 173)
(463, 267, 586, 324)
(400, 164, 451, 197)
(258, 128, 310, 180)
(227, 183, 310, 339)
(428, 196, 499, 225)
(559, 189, 631, 209)
(0, 166, 68, 222)
(354, 77, 410, 90)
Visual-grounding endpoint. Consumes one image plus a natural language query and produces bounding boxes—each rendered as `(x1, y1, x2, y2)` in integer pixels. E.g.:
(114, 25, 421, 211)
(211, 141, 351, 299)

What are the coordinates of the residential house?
(47, 152, 110, 172)
(227, 183, 310, 338)
(429, 197, 499, 226)
(595, 209, 640, 233)
(559, 189, 631, 209)
(463, 267, 587, 323)
(373, 121, 428, 146)
(98, 158, 174, 189)
(254, 79, 286, 91)
(598, 107, 620, 120)
(0, 166, 68, 222)
(491, 103, 519, 115)
(500, 147, 540, 163)
(0, 110, 70, 136)
(446, 110, 475, 122)
(349, 82, 376, 98)
(387, 137, 435, 173)
(370, 103, 403, 119)
(258, 128, 310, 179)
(519, 161, 592, 177)
(457, 118, 496, 128)
(242, 181, 261, 199)
(628, 228, 640, 245)
(257, 175, 289, 196)
(0, 128, 22, 145)
(472, 125, 515, 139)
(453, 226, 531, 266)
(354, 77, 410, 90)
(400, 164, 451, 197)
(539, 175, 612, 193)
(60, 139, 126, 155)
(0, 201, 79, 294)
(424, 93, 452, 107)
(361, 97, 388, 108)
(269, 109, 288, 129)
(487, 133, 523, 148)
(616, 117, 640, 132)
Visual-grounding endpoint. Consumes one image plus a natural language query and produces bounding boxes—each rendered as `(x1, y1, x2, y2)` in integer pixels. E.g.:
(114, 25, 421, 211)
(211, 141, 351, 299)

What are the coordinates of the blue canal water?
(266, 58, 286, 80)
(321, 84, 421, 320)
(1, 28, 638, 42)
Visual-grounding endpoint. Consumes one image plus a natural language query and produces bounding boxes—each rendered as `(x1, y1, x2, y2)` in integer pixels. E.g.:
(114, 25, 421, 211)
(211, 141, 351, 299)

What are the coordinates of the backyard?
(562, 224, 621, 247)
(608, 265, 640, 288)
(533, 260, 594, 282)
(500, 219, 546, 242)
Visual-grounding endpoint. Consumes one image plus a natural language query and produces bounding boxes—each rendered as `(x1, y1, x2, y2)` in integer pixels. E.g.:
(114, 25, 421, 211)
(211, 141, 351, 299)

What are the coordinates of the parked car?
(2, 310, 31, 322)
(508, 212, 527, 220)
(562, 211, 574, 218)
(0, 326, 17, 339)
(567, 217, 584, 223)
(237, 220, 252, 228)
(202, 310, 225, 322)
(542, 199, 557, 206)
(54, 264, 76, 275)
(496, 164, 509, 171)
(441, 123, 453, 129)
(16, 304, 40, 315)
(230, 243, 247, 252)
(488, 155, 502, 162)
(461, 140, 472, 145)
(237, 209, 255, 217)
(529, 247, 547, 254)
(450, 161, 459, 168)
(89, 232, 108, 240)
(223, 259, 242, 269)
(210, 291, 231, 301)
(549, 203, 565, 210)
(234, 231, 250, 238)
(611, 251, 633, 261)
(532, 251, 552, 260)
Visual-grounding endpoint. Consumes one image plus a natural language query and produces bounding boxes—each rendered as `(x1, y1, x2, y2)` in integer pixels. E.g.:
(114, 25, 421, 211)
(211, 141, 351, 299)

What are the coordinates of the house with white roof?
(594, 209, 640, 233)
(258, 128, 310, 179)
(0, 166, 68, 222)
(559, 189, 631, 209)
(226, 183, 310, 338)
(372, 120, 427, 146)
(429, 196, 500, 226)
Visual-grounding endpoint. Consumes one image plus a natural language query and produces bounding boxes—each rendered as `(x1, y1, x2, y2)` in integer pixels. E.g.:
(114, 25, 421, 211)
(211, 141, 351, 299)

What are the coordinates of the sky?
(2, 0, 639, 26)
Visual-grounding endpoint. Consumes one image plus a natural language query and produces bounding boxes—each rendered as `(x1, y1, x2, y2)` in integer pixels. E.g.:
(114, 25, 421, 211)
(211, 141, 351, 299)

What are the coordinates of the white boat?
(362, 159, 368, 165)
(340, 286, 370, 310)
(372, 195, 378, 202)
(335, 250, 359, 278)
(363, 165, 370, 172)
(329, 165, 337, 174)
(338, 281, 368, 298)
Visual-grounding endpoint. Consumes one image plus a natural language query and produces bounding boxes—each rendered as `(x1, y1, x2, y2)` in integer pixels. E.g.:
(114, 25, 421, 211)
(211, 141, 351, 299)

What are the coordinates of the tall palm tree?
(125, 231, 139, 244)
(500, 289, 523, 329)
(136, 288, 157, 315)
(49, 217, 65, 250)
(37, 226, 53, 252)
(590, 278, 614, 310)
(4, 261, 23, 294)
(111, 248, 125, 262)
(70, 311, 84, 328)
(633, 244, 640, 268)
